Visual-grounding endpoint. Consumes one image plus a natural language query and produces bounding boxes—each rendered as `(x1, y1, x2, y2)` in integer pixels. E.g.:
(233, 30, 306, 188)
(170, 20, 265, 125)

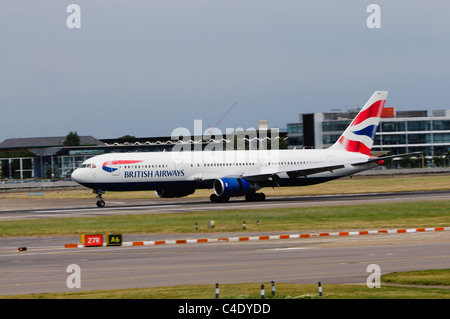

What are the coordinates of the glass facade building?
(287, 109, 450, 160)
(375, 118, 450, 156)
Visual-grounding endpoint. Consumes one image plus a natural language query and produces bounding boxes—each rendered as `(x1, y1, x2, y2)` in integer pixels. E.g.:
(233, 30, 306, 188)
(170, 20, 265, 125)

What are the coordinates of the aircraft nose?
(71, 168, 82, 183)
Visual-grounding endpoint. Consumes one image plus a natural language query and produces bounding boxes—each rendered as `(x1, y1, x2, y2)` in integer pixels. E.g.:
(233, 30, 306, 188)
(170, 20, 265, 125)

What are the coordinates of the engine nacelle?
(213, 178, 255, 197)
(155, 188, 195, 198)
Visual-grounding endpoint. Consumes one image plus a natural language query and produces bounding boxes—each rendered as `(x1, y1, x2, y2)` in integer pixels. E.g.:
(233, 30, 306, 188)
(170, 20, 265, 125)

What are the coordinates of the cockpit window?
(79, 163, 96, 169)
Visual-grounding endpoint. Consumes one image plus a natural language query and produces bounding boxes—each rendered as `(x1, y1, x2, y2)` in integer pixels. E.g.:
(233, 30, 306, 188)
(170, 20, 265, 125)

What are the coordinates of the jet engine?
(213, 178, 256, 197)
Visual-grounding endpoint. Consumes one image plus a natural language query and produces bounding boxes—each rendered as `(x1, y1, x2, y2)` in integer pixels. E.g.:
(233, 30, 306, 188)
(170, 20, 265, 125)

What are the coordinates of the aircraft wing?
(243, 164, 346, 182)
(351, 151, 423, 166)
(196, 152, 422, 183)
(256, 151, 422, 178)
(197, 163, 346, 183)
(197, 172, 243, 181)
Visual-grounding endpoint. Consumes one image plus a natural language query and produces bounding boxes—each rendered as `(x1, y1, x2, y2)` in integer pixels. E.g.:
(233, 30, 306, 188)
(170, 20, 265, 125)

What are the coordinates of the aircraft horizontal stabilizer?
(286, 164, 346, 178)
(352, 151, 424, 166)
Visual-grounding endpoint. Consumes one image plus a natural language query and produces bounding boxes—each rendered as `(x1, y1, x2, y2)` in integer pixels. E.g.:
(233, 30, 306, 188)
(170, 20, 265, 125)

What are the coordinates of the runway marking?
(33, 205, 178, 214)
(264, 247, 311, 251)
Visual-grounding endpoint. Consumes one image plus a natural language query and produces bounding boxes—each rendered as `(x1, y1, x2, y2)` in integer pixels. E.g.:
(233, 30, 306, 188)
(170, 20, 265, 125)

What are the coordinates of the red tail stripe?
(338, 136, 372, 155)
(351, 100, 385, 126)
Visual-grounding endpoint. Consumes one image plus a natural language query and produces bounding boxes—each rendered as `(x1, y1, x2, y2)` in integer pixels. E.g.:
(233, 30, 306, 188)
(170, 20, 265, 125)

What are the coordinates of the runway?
(1, 190, 450, 220)
(1, 230, 449, 296)
(0, 190, 450, 296)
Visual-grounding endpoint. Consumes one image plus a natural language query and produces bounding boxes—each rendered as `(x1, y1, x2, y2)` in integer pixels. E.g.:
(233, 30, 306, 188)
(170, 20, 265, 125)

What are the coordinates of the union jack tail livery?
(329, 91, 387, 155)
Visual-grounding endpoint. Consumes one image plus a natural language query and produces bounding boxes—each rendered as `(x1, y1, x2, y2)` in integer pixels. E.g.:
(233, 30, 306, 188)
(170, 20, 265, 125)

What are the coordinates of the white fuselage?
(71, 148, 376, 192)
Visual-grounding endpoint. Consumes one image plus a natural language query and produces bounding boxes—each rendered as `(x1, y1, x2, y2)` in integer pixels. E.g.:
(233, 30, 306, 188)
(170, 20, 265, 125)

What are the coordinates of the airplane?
(71, 91, 421, 207)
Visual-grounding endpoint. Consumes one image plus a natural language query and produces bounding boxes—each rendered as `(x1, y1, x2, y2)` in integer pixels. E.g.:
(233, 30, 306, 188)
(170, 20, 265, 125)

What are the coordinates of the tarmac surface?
(0, 190, 449, 296)
(1, 190, 450, 219)
(1, 229, 449, 296)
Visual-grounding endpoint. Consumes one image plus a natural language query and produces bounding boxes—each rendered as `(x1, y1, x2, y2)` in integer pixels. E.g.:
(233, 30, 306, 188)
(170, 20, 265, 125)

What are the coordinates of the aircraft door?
(175, 160, 184, 178)
(111, 163, 120, 176)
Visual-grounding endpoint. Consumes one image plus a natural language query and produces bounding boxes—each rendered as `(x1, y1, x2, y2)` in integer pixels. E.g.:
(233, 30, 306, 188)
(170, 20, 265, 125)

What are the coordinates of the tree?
(63, 131, 80, 146)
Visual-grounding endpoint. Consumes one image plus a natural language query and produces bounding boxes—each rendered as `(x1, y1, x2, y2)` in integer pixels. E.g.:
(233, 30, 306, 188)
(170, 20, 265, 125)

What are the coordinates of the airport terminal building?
(287, 107, 450, 164)
(0, 135, 183, 180)
(0, 129, 284, 179)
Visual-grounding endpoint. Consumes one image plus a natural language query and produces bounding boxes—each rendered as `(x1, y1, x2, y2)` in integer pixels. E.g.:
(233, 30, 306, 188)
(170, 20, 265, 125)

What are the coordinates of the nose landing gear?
(94, 189, 106, 207)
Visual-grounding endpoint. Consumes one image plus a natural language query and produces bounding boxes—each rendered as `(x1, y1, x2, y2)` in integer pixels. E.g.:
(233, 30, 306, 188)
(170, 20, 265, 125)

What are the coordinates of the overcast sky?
(1, 1, 450, 142)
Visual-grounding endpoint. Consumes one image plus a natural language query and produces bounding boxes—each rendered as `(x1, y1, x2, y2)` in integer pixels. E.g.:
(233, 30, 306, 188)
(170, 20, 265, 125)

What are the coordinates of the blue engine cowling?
(213, 178, 253, 197)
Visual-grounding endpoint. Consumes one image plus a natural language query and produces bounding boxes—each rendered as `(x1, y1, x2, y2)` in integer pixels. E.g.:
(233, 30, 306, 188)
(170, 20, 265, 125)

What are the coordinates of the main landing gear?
(94, 189, 106, 207)
(209, 192, 266, 203)
(245, 192, 266, 201)
(210, 194, 230, 203)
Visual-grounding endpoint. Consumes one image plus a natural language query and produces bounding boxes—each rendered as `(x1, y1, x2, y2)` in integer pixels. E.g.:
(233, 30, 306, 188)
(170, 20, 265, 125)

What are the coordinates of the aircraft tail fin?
(329, 91, 387, 155)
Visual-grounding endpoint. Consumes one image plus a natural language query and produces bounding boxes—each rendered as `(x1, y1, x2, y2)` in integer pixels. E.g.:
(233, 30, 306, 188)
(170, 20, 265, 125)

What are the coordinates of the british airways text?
(124, 170, 185, 178)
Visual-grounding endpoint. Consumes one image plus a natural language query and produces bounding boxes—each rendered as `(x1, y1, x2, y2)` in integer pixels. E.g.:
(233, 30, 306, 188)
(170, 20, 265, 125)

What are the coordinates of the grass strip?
(0, 200, 449, 237)
(2, 279, 450, 299)
(382, 269, 450, 286)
